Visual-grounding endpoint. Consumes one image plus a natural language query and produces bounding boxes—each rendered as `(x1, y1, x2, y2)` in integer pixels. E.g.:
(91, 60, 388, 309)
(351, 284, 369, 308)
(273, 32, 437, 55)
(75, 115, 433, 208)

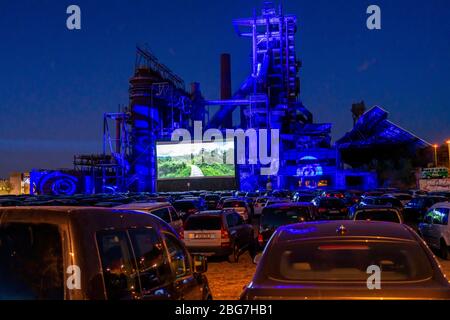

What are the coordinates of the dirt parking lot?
(206, 252, 256, 300)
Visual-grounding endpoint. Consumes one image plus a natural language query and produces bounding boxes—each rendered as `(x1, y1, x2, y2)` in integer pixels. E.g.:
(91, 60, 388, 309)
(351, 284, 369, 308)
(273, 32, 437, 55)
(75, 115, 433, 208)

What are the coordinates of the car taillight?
(180, 231, 184, 240)
(221, 228, 230, 246)
(318, 208, 327, 213)
(340, 208, 348, 213)
(258, 233, 264, 246)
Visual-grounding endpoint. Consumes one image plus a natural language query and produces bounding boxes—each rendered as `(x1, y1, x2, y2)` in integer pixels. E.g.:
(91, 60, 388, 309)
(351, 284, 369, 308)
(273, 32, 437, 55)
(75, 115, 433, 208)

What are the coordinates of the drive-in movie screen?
(157, 141, 235, 179)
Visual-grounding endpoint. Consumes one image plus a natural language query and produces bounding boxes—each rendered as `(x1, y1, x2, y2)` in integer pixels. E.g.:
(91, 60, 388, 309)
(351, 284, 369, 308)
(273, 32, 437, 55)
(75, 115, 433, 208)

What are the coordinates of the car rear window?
(320, 199, 345, 207)
(354, 210, 401, 223)
(205, 195, 220, 201)
(0, 223, 64, 299)
(185, 216, 222, 230)
(261, 208, 311, 228)
(376, 198, 402, 207)
(266, 240, 433, 282)
(223, 201, 246, 208)
(173, 201, 196, 210)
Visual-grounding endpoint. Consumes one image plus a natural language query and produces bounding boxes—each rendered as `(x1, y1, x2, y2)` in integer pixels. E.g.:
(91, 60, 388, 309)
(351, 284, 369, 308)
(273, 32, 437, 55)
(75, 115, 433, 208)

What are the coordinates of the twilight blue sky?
(0, 0, 449, 177)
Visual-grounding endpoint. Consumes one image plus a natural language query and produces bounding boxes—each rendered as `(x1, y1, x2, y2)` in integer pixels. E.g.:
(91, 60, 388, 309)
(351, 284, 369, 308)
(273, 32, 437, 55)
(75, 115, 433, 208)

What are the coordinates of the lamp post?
(433, 144, 438, 167)
(447, 140, 450, 169)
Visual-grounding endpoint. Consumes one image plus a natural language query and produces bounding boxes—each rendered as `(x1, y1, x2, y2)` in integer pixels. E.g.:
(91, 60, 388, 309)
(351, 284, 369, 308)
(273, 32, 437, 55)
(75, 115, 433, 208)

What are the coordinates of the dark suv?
(0, 207, 212, 300)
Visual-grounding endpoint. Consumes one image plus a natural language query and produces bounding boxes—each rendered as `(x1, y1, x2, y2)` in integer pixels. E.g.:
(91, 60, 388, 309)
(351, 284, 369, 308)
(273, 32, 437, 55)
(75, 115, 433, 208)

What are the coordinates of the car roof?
(275, 220, 416, 242)
(355, 206, 400, 212)
(431, 202, 450, 209)
(265, 202, 313, 209)
(115, 202, 171, 210)
(0, 206, 167, 224)
(191, 210, 225, 217)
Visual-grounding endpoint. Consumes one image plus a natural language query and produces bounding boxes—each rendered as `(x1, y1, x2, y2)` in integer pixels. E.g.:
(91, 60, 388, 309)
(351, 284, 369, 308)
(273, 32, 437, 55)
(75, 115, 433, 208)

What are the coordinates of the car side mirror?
(193, 255, 208, 274)
(253, 253, 263, 265)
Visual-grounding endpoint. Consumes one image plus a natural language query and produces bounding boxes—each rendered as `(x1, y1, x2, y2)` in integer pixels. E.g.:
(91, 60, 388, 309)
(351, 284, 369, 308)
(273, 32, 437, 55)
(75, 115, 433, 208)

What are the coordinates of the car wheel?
(440, 240, 449, 260)
(228, 243, 239, 263)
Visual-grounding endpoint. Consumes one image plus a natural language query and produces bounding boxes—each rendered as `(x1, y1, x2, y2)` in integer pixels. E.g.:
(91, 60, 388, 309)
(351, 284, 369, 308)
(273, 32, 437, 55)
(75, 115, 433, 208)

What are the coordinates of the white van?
(418, 202, 450, 259)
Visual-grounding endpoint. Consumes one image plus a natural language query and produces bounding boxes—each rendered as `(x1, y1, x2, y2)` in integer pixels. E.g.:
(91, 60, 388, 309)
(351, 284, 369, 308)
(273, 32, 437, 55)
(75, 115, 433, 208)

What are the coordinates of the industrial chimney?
(220, 53, 232, 100)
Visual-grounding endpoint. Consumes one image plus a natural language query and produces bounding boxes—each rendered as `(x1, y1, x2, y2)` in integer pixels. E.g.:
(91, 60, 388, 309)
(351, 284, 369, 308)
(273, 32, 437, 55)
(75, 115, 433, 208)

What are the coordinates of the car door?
(233, 213, 251, 251)
(426, 209, 442, 248)
(96, 231, 142, 300)
(225, 213, 239, 246)
(433, 208, 450, 246)
(420, 210, 434, 247)
(163, 233, 203, 300)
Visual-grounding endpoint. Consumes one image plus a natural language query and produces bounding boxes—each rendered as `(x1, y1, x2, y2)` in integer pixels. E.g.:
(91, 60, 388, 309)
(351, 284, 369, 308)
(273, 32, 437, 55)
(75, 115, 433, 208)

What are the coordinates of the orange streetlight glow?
(447, 140, 450, 169)
(433, 144, 438, 167)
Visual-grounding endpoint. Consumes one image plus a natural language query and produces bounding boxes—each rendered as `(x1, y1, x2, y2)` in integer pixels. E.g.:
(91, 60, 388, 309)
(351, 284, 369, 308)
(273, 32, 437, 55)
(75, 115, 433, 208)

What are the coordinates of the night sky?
(0, 0, 449, 177)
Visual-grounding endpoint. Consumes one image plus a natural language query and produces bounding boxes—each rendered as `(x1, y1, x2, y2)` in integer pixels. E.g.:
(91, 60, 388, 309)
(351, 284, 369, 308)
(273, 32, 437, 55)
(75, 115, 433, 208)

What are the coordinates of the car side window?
(169, 207, 180, 221)
(128, 229, 173, 294)
(151, 208, 171, 223)
(97, 231, 140, 300)
(164, 234, 191, 279)
(432, 208, 449, 225)
(0, 223, 64, 300)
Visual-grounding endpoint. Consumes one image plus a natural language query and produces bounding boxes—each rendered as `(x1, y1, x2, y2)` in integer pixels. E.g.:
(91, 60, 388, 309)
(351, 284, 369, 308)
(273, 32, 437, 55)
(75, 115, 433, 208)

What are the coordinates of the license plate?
(329, 210, 339, 214)
(194, 233, 211, 239)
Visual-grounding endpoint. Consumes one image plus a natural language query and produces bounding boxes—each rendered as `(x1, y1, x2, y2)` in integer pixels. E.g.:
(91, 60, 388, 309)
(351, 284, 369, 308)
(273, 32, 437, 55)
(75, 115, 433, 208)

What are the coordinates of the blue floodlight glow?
(296, 156, 323, 177)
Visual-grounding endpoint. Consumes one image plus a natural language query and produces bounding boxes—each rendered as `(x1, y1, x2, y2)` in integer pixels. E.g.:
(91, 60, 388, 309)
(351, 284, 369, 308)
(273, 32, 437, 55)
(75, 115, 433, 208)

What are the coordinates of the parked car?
(254, 197, 273, 216)
(183, 210, 255, 263)
(312, 197, 347, 220)
(421, 167, 449, 179)
(258, 203, 316, 248)
(221, 198, 251, 222)
(418, 202, 450, 259)
(348, 206, 404, 224)
(241, 220, 450, 300)
(403, 196, 448, 224)
(204, 194, 221, 210)
(383, 193, 413, 206)
(321, 190, 345, 199)
(173, 199, 205, 221)
(428, 192, 450, 201)
(0, 207, 212, 300)
(116, 202, 183, 235)
(357, 196, 403, 210)
(216, 196, 233, 210)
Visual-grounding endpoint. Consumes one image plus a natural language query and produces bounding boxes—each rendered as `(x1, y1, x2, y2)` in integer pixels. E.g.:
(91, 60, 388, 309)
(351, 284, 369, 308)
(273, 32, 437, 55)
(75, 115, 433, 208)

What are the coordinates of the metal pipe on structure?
(220, 54, 232, 100)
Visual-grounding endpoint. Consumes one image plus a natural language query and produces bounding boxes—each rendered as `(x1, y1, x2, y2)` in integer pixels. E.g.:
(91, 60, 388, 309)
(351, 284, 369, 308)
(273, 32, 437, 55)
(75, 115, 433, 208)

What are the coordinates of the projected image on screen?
(157, 141, 235, 179)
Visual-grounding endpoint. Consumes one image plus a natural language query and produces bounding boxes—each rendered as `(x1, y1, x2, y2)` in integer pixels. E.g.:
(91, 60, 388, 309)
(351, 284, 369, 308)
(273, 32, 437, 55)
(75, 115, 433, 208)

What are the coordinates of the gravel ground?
(206, 252, 256, 300)
(206, 252, 450, 300)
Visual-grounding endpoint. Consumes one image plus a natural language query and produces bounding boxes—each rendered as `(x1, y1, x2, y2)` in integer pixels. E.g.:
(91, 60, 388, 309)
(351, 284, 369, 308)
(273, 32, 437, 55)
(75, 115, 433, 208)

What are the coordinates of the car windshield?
(266, 240, 433, 282)
(261, 208, 311, 228)
(354, 210, 400, 223)
(185, 216, 222, 230)
(0, 223, 64, 299)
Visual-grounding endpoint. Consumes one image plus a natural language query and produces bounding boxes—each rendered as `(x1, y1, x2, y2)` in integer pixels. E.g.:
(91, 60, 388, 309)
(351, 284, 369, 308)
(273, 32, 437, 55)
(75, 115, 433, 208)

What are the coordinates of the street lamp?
(446, 140, 450, 169)
(433, 144, 438, 167)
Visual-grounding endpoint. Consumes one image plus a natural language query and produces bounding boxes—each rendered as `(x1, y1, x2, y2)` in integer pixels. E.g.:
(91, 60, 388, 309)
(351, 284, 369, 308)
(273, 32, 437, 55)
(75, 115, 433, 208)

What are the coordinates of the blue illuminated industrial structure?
(44, 1, 429, 196)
